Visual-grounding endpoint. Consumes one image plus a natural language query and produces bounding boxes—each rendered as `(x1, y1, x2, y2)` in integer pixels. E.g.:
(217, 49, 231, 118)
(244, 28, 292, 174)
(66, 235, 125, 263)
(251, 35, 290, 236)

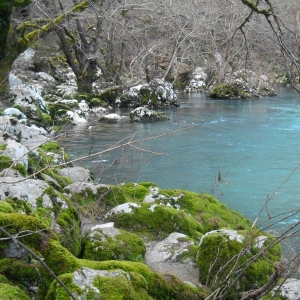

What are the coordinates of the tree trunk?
(77, 59, 98, 93)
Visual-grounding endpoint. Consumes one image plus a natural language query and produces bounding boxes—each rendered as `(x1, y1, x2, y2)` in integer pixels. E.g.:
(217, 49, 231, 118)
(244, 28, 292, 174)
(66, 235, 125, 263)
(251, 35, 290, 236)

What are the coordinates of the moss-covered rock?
(105, 202, 203, 240)
(83, 227, 146, 262)
(155, 189, 252, 232)
(46, 265, 208, 300)
(209, 81, 253, 99)
(196, 229, 281, 298)
(129, 107, 169, 122)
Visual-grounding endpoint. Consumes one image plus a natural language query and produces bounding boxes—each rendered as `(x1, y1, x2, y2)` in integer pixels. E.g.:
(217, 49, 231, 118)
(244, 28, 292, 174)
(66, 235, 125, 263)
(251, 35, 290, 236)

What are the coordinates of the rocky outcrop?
(129, 106, 169, 122)
(209, 70, 277, 99)
(120, 78, 179, 108)
(184, 67, 207, 92)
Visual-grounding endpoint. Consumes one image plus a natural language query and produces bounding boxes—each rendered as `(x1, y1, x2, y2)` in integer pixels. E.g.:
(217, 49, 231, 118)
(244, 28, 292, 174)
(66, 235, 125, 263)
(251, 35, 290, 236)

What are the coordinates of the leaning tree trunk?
(77, 59, 99, 93)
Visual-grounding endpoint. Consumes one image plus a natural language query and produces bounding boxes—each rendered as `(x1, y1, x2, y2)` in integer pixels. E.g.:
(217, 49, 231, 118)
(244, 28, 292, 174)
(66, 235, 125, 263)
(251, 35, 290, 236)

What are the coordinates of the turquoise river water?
(60, 88, 300, 243)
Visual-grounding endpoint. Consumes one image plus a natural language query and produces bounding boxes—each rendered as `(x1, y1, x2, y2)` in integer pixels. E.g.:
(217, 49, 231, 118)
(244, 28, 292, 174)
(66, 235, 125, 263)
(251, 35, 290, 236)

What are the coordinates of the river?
(60, 88, 300, 238)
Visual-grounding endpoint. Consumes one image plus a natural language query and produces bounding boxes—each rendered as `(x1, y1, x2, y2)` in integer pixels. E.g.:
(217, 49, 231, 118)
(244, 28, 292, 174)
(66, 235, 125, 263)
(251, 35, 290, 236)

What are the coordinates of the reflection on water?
(59, 90, 300, 238)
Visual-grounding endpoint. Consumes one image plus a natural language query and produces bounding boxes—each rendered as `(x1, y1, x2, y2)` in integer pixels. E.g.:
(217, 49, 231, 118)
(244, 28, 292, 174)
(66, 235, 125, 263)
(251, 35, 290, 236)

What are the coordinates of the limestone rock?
(9, 84, 49, 113)
(65, 111, 88, 125)
(184, 67, 207, 92)
(3, 108, 27, 120)
(0, 177, 51, 209)
(65, 182, 109, 195)
(58, 167, 93, 183)
(129, 106, 169, 122)
(105, 203, 141, 218)
(146, 232, 194, 263)
(0, 139, 28, 170)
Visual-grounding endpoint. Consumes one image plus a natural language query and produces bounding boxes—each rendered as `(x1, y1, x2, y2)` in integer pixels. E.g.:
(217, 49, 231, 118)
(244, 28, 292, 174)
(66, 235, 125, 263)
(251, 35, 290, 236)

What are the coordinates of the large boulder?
(146, 232, 199, 285)
(120, 78, 179, 108)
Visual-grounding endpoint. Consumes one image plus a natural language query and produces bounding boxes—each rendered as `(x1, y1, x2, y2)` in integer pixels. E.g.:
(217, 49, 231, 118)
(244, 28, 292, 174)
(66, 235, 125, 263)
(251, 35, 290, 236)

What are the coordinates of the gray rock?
(105, 203, 141, 218)
(0, 177, 51, 210)
(0, 168, 24, 178)
(65, 182, 109, 195)
(4, 241, 27, 259)
(4, 108, 27, 120)
(55, 85, 78, 98)
(19, 124, 49, 150)
(98, 113, 123, 123)
(9, 84, 49, 113)
(185, 67, 207, 92)
(0, 139, 28, 170)
(0, 116, 22, 136)
(275, 278, 300, 300)
(65, 111, 88, 126)
(58, 167, 93, 183)
(199, 229, 245, 246)
(146, 232, 194, 263)
(10, 48, 35, 73)
(146, 233, 199, 286)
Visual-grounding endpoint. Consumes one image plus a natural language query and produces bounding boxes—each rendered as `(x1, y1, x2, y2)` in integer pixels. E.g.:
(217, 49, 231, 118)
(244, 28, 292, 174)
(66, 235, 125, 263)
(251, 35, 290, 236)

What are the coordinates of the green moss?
(42, 238, 208, 299)
(41, 169, 73, 189)
(0, 212, 46, 249)
(161, 190, 252, 231)
(39, 141, 60, 153)
(41, 187, 82, 256)
(209, 82, 253, 99)
(107, 203, 203, 240)
(0, 144, 7, 150)
(45, 273, 83, 300)
(70, 185, 129, 218)
(83, 229, 146, 262)
(56, 207, 82, 257)
(138, 182, 157, 189)
(0, 155, 13, 171)
(14, 163, 27, 177)
(40, 113, 53, 127)
(89, 97, 108, 107)
(119, 182, 150, 202)
(4, 199, 33, 215)
(95, 86, 124, 106)
(33, 208, 52, 228)
(196, 230, 281, 298)
(0, 283, 30, 300)
(93, 271, 151, 300)
(0, 202, 14, 213)
(12, 104, 24, 112)
(28, 142, 70, 176)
